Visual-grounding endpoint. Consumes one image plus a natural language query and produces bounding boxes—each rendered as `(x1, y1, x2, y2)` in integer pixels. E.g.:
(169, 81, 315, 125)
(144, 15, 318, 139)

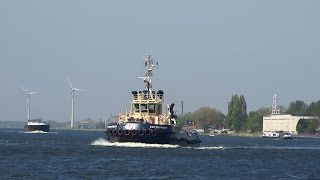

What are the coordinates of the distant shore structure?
(263, 94, 315, 135)
(271, 94, 280, 115)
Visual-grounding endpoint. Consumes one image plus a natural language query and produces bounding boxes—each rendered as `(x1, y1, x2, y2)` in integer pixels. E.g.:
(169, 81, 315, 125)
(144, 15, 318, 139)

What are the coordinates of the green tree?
(306, 100, 320, 116)
(246, 107, 270, 132)
(177, 112, 193, 128)
(297, 119, 319, 134)
(177, 107, 225, 129)
(287, 100, 308, 115)
(227, 95, 248, 133)
(239, 95, 248, 129)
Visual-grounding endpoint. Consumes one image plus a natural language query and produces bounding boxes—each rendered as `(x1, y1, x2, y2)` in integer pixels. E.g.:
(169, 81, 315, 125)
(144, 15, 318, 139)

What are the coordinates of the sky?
(0, 0, 319, 122)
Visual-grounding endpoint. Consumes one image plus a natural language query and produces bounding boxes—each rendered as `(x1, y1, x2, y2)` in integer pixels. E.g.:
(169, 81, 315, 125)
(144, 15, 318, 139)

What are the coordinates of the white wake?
(91, 138, 179, 149)
(189, 146, 225, 150)
(23, 130, 48, 134)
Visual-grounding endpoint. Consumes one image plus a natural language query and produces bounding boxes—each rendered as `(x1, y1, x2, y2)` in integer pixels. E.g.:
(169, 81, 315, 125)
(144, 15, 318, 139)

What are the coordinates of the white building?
(263, 114, 314, 135)
(263, 95, 315, 135)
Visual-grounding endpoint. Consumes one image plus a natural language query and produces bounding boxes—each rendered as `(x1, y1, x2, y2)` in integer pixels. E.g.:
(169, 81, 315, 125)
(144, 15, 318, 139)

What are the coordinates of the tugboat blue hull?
(105, 122, 201, 145)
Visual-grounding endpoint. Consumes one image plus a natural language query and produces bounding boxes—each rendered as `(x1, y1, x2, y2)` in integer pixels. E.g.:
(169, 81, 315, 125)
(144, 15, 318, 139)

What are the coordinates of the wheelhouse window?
(141, 104, 148, 113)
(148, 104, 156, 113)
(133, 104, 140, 113)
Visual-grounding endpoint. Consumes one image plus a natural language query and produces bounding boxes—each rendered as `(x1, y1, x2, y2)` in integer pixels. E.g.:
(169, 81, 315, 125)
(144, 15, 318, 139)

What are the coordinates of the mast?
(142, 55, 157, 96)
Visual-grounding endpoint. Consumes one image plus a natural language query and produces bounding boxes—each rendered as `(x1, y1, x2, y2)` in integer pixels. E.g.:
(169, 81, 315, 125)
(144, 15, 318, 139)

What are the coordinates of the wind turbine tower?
(22, 88, 39, 121)
(67, 77, 85, 128)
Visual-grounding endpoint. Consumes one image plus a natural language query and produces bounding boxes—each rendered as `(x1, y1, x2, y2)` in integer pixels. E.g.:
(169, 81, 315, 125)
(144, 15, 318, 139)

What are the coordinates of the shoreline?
(203, 132, 320, 139)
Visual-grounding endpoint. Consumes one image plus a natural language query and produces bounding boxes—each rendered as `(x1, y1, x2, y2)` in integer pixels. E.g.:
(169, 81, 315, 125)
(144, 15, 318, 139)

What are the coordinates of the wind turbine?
(67, 77, 85, 128)
(22, 87, 39, 121)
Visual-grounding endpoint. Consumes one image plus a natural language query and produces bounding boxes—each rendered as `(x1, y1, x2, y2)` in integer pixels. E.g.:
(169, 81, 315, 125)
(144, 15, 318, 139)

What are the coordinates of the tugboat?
(24, 118, 50, 132)
(105, 55, 201, 145)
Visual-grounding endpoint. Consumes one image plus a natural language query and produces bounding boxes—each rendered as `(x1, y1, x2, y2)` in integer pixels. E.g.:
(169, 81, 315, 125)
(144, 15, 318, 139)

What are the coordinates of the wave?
(91, 138, 320, 150)
(91, 138, 179, 149)
(192, 146, 225, 150)
(4, 130, 21, 133)
(230, 146, 320, 150)
(0, 140, 15, 143)
(192, 146, 320, 151)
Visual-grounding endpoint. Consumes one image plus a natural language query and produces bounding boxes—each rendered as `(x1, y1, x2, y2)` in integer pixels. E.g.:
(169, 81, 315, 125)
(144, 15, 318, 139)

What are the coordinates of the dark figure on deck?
(169, 103, 177, 120)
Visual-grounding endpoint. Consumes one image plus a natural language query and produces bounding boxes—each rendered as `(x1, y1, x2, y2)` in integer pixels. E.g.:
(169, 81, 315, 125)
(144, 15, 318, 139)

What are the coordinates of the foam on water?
(193, 146, 225, 150)
(250, 146, 320, 150)
(23, 130, 48, 134)
(183, 145, 320, 151)
(211, 146, 320, 150)
(20, 131, 58, 134)
(91, 138, 179, 149)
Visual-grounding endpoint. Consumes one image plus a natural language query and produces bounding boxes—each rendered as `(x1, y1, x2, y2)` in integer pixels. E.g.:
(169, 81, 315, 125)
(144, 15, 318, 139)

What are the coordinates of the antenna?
(140, 55, 157, 95)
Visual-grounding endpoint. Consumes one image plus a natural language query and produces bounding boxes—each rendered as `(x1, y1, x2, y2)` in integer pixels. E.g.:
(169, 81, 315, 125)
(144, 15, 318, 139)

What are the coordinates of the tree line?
(177, 95, 320, 134)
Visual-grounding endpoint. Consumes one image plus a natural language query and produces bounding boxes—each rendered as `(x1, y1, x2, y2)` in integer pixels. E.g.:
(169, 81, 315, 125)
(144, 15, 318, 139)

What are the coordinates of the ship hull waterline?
(105, 122, 201, 145)
(24, 124, 50, 132)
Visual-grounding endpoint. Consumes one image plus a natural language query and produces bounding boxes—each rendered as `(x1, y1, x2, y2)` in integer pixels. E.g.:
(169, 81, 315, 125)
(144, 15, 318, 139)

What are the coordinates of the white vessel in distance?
(262, 131, 292, 139)
(24, 118, 50, 132)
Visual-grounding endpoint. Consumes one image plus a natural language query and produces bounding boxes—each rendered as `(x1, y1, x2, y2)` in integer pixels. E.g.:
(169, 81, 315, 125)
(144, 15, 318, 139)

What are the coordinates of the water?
(1, 128, 319, 179)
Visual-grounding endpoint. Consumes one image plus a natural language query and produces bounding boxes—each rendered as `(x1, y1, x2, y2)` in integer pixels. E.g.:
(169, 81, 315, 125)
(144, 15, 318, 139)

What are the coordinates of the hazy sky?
(1, 1, 319, 122)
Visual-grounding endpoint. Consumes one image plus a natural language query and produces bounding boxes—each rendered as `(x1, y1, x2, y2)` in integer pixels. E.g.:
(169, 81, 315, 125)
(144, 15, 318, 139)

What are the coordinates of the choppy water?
(1, 128, 319, 179)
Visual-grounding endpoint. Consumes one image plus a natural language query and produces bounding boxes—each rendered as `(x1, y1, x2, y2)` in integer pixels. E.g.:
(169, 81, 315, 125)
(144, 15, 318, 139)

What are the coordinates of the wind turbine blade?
(67, 76, 73, 89)
(29, 91, 39, 95)
(21, 86, 28, 93)
(74, 88, 85, 91)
